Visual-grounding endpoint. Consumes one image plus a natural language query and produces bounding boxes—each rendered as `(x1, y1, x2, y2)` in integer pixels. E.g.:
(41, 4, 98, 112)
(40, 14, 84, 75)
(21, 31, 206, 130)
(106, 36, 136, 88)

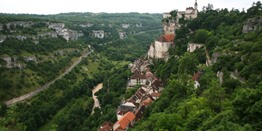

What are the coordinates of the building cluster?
(99, 58, 165, 131)
(163, 0, 198, 25)
(99, 1, 199, 130)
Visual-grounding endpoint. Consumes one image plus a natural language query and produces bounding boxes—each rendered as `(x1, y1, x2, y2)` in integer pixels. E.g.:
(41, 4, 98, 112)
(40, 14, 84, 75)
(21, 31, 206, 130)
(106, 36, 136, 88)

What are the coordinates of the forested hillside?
(133, 2, 262, 130)
(1, 1, 261, 130)
(0, 13, 161, 102)
(0, 12, 162, 130)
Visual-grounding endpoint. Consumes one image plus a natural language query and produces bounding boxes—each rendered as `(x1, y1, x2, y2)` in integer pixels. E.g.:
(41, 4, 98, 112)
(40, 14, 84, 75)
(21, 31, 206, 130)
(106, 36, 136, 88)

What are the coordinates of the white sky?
(0, 0, 257, 15)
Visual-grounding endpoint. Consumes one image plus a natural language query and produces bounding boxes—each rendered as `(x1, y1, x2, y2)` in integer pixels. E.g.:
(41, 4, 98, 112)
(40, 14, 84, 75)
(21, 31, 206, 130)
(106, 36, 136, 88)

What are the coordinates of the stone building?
(147, 34, 175, 59)
(177, 0, 198, 21)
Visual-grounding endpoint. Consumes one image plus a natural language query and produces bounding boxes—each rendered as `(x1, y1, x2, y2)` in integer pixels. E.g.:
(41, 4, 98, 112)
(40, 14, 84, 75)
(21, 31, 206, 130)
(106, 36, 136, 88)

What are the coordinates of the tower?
(194, 0, 198, 10)
(194, 0, 198, 17)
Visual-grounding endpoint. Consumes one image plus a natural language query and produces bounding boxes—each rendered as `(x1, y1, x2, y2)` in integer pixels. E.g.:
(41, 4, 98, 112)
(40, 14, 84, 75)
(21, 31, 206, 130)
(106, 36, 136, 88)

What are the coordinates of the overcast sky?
(0, 0, 257, 15)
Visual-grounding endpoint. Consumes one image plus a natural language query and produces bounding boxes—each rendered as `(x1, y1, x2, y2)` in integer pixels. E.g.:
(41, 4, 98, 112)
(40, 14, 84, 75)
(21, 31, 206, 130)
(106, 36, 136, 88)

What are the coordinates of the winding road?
(91, 83, 103, 114)
(5, 48, 91, 106)
(4, 28, 161, 106)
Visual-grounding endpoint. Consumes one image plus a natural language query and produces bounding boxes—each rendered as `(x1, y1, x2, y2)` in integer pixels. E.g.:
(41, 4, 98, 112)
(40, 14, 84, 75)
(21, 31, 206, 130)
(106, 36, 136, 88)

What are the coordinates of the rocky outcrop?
(48, 23, 83, 41)
(122, 24, 130, 29)
(217, 71, 224, 85)
(38, 31, 57, 38)
(119, 32, 127, 39)
(0, 35, 7, 43)
(211, 52, 220, 64)
(187, 43, 204, 52)
(24, 56, 37, 62)
(243, 17, 262, 33)
(163, 20, 176, 34)
(1, 56, 25, 69)
(48, 23, 65, 31)
(92, 30, 104, 38)
(5, 21, 34, 29)
(0, 21, 83, 43)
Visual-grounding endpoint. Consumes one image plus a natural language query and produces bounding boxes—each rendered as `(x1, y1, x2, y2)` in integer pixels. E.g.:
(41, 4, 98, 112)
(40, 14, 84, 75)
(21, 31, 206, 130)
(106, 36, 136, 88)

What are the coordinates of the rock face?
(38, 31, 58, 38)
(163, 20, 176, 34)
(1, 56, 25, 69)
(187, 43, 204, 52)
(211, 52, 220, 64)
(122, 24, 130, 29)
(24, 56, 37, 62)
(5, 21, 34, 29)
(48, 23, 83, 41)
(217, 71, 224, 85)
(119, 32, 127, 39)
(92, 30, 104, 38)
(0, 35, 7, 43)
(242, 17, 262, 33)
(0, 21, 83, 43)
(147, 34, 175, 60)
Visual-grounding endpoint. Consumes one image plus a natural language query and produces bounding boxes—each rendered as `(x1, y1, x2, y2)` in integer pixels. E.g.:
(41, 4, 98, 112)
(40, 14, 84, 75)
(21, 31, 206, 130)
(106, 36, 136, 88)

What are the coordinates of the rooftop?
(156, 34, 175, 42)
(114, 112, 136, 130)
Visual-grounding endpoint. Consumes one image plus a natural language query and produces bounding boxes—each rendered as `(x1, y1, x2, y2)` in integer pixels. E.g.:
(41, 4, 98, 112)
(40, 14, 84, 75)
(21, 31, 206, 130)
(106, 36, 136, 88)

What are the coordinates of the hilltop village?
(99, 1, 198, 130)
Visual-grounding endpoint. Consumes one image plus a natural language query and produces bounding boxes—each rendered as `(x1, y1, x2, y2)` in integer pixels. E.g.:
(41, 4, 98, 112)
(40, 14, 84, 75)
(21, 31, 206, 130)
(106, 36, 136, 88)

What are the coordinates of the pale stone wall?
(148, 41, 172, 59)
(147, 44, 155, 58)
(154, 41, 172, 58)
(163, 13, 171, 19)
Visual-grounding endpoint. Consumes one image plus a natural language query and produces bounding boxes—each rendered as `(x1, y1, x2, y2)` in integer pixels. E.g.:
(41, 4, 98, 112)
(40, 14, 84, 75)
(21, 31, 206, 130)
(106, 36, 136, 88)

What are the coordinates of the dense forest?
(133, 2, 262, 130)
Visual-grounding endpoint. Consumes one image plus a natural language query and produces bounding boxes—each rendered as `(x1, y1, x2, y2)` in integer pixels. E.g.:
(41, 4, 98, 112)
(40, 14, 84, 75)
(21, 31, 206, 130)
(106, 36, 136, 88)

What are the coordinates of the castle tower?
(194, 0, 198, 17)
(194, 0, 198, 10)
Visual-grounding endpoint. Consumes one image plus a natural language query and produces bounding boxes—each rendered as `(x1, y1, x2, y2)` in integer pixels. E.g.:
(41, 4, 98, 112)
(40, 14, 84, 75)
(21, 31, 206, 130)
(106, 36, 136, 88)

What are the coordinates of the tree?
(194, 29, 210, 44)
(170, 10, 177, 18)
(203, 80, 225, 113)
(178, 52, 199, 74)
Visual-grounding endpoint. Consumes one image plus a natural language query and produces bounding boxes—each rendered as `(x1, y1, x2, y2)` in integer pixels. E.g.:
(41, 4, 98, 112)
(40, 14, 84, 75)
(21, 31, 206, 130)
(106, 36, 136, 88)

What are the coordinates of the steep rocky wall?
(243, 17, 262, 33)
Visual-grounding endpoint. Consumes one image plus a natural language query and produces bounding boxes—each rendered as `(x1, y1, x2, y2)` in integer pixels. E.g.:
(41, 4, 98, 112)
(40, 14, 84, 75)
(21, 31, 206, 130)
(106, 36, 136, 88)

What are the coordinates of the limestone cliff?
(147, 34, 175, 60)
(242, 17, 262, 33)
(0, 21, 83, 43)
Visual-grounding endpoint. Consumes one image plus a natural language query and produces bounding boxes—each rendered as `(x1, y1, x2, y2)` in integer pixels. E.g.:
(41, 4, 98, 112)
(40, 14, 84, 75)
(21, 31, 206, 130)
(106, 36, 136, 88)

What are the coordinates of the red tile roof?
(156, 34, 175, 42)
(142, 98, 153, 106)
(114, 112, 136, 130)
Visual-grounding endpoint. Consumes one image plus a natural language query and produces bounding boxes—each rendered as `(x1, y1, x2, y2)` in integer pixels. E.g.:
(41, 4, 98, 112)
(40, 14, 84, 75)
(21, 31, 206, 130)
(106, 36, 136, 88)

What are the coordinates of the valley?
(1, 1, 262, 131)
